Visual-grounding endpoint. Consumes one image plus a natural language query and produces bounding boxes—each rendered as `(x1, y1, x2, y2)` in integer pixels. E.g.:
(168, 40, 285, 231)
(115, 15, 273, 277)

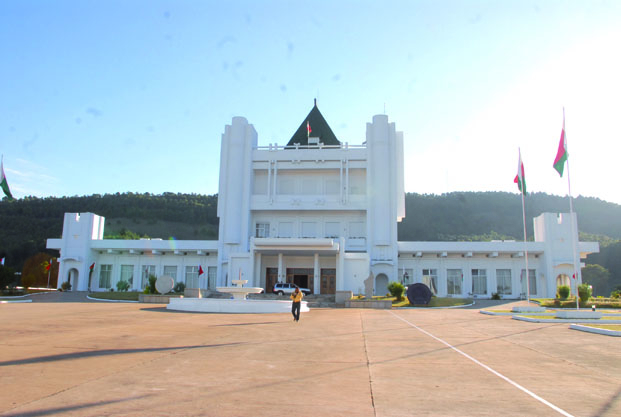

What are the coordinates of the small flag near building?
(89, 262, 95, 271)
(307, 121, 311, 138)
(1, 157, 14, 200)
(514, 149, 526, 194)
(553, 109, 568, 177)
(198, 265, 204, 276)
(0, 257, 5, 266)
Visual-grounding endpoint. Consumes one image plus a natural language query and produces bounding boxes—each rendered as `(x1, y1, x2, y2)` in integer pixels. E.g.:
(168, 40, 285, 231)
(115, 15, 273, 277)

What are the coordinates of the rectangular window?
(422, 269, 438, 295)
(521, 269, 537, 295)
(301, 222, 317, 238)
(163, 266, 178, 282)
(120, 265, 134, 287)
(277, 177, 295, 194)
(496, 269, 512, 295)
(208, 266, 217, 289)
(253, 172, 268, 195)
(256, 222, 270, 238)
(447, 269, 462, 296)
(301, 178, 319, 194)
(279, 222, 293, 238)
(324, 222, 340, 238)
(325, 179, 339, 195)
(471, 269, 487, 295)
(185, 266, 199, 288)
(141, 265, 156, 289)
(401, 268, 414, 286)
(348, 221, 365, 238)
(98, 264, 112, 289)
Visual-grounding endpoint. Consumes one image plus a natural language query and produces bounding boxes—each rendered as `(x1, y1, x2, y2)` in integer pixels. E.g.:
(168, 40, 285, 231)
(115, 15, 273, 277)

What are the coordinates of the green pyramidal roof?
(286, 102, 341, 147)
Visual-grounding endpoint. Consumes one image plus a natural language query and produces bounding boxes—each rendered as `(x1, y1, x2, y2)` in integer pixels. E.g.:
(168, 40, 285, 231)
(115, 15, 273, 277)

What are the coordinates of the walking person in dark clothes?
(290, 286, 304, 322)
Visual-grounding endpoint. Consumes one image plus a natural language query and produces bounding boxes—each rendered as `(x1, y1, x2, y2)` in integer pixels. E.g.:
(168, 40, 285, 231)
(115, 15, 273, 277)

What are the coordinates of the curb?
(569, 324, 621, 337)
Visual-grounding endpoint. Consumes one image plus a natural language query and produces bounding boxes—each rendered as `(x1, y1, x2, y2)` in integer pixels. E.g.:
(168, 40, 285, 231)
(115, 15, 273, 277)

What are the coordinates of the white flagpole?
(562, 108, 580, 310)
(518, 148, 531, 304)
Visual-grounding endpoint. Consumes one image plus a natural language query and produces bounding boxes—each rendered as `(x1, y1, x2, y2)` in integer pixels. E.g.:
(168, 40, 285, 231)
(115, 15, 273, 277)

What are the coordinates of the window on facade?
(422, 269, 438, 295)
(98, 264, 112, 289)
(120, 265, 134, 286)
(208, 266, 217, 289)
(256, 222, 270, 238)
(325, 178, 339, 195)
(447, 269, 462, 295)
(301, 222, 317, 238)
(348, 221, 365, 238)
(279, 222, 293, 238)
(401, 268, 414, 285)
(141, 265, 156, 289)
(185, 266, 199, 288)
(308, 137, 319, 145)
(277, 177, 295, 194)
(324, 222, 340, 238)
(163, 266, 177, 281)
(521, 269, 537, 295)
(253, 171, 268, 195)
(349, 172, 366, 195)
(471, 269, 487, 295)
(496, 269, 512, 295)
(301, 178, 319, 194)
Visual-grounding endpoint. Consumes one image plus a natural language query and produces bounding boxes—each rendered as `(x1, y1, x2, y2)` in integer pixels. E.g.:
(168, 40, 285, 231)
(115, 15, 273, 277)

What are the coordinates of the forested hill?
(1, 191, 620, 271)
(399, 192, 621, 242)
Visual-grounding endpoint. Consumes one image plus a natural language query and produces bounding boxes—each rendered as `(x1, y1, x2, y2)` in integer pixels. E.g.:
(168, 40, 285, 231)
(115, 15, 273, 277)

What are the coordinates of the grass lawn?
(580, 324, 621, 331)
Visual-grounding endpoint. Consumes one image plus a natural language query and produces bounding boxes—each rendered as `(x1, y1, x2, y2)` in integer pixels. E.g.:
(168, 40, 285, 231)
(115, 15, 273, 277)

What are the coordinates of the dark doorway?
(293, 274, 308, 289)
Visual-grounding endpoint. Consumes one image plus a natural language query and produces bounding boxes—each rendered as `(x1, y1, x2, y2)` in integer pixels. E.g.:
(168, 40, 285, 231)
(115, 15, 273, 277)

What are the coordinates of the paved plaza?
(1, 294, 620, 416)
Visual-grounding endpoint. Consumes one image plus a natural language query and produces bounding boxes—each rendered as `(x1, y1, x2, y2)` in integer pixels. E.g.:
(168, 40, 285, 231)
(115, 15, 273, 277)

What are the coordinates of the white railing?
(255, 142, 366, 151)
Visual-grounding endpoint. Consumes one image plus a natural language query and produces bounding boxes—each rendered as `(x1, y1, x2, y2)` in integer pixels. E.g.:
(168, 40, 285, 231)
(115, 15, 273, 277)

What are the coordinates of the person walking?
(290, 286, 304, 322)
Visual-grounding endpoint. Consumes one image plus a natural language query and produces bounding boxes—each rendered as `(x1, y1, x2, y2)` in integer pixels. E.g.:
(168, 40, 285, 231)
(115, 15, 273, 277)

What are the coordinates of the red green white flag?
(1, 158, 14, 200)
(514, 149, 526, 194)
(198, 265, 204, 276)
(307, 121, 311, 138)
(553, 109, 568, 177)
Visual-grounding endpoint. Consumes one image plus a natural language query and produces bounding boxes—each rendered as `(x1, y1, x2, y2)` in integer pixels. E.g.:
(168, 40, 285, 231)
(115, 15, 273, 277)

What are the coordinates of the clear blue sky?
(2, 0, 620, 204)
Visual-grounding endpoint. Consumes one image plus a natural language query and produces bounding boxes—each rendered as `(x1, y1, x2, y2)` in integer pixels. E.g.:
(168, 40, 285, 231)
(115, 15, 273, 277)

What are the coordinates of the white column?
(314, 253, 320, 294)
(278, 253, 284, 283)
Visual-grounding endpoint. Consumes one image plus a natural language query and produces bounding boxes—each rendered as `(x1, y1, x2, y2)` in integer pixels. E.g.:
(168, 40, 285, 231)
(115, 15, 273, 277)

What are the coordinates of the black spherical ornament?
(407, 283, 432, 305)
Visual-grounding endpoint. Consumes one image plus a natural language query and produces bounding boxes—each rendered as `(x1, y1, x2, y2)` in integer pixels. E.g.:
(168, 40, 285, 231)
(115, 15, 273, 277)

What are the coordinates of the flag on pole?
(307, 121, 312, 138)
(0, 257, 5, 265)
(198, 265, 204, 276)
(89, 262, 95, 271)
(1, 158, 14, 200)
(553, 109, 568, 177)
(514, 149, 526, 194)
(45, 260, 52, 271)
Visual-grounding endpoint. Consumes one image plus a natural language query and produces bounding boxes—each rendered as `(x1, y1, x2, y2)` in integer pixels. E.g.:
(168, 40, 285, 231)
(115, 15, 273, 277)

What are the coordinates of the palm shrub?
(557, 285, 570, 300)
(578, 283, 592, 304)
(116, 280, 130, 292)
(147, 274, 158, 294)
(174, 282, 186, 293)
(387, 281, 405, 301)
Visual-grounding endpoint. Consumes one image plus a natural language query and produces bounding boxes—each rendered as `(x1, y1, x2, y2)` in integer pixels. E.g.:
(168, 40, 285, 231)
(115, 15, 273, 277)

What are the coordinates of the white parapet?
(555, 310, 603, 319)
(167, 298, 309, 314)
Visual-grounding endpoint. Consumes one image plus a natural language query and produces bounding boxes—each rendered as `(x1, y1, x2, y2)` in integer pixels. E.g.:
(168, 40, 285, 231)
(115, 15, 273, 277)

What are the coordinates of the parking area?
(1, 295, 620, 416)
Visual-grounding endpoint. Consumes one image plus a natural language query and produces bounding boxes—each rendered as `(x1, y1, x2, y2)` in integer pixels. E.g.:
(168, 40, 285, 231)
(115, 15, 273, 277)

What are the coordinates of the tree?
(582, 264, 612, 296)
(22, 253, 58, 288)
(0, 265, 17, 290)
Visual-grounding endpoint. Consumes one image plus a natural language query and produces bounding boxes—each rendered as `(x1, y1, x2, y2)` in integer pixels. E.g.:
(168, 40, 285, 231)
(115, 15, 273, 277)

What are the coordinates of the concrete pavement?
(1, 298, 620, 416)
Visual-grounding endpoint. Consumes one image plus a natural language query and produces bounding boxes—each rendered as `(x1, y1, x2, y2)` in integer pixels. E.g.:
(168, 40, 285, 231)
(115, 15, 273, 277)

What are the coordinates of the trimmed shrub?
(557, 285, 570, 300)
(387, 282, 405, 301)
(147, 274, 158, 294)
(491, 292, 501, 300)
(60, 281, 72, 291)
(578, 283, 592, 304)
(611, 290, 620, 299)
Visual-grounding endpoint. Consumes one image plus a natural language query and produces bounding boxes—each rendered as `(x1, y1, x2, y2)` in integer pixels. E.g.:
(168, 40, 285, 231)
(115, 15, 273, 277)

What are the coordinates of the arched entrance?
(67, 268, 79, 291)
(556, 274, 571, 289)
(375, 273, 389, 296)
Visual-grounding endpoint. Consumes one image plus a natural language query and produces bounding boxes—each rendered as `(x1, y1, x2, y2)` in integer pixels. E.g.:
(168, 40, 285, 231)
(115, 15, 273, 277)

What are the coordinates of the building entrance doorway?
(286, 268, 314, 293)
(320, 269, 336, 294)
(266, 268, 278, 293)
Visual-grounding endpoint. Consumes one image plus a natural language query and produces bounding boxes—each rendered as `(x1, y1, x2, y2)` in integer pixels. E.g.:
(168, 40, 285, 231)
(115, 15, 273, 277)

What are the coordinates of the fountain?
(167, 278, 309, 314)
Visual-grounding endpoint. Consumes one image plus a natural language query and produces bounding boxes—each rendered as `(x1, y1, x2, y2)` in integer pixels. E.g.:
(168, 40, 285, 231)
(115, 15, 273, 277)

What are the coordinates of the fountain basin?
(167, 297, 309, 314)
(216, 286, 264, 300)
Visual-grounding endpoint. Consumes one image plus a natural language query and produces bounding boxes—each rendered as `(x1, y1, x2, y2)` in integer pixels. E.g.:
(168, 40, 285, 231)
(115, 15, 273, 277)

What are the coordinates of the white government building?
(47, 103, 599, 299)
